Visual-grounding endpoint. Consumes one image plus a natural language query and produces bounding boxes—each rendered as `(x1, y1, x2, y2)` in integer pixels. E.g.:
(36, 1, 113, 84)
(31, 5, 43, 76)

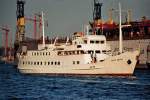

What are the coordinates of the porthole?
(58, 61, 60, 65)
(55, 62, 57, 65)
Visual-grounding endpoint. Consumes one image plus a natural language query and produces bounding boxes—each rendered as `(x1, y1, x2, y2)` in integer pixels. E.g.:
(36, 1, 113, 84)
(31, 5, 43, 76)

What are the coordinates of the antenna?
(42, 11, 45, 48)
(86, 25, 89, 35)
(119, 3, 123, 53)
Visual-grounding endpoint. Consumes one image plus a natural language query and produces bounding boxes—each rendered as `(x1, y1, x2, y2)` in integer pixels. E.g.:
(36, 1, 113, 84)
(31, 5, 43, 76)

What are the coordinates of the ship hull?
(18, 50, 139, 75)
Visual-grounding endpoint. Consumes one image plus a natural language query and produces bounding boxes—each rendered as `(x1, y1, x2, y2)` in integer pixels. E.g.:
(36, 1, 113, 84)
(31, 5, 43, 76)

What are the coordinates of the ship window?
(84, 40, 87, 44)
(34, 52, 36, 56)
(48, 62, 50, 65)
(31, 62, 33, 65)
(55, 62, 57, 65)
(41, 62, 42, 65)
(46, 52, 47, 55)
(77, 45, 81, 48)
(90, 40, 94, 44)
(81, 50, 84, 54)
(23, 61, 24, 65)
(34, 62, 36, 65)
(72, 51, 75, 55)
(64, 51, 68, 55)
(100, 41, 104, 44)
(37, 62, 39, 65)
(77, 61, 80, 64)
(95, 50, 100, 53)
(40, 52, 42, 56)
(28, 61, 30, 65)
(51, 62, 53, 65)
(49, 52, 50, 55)
(69, 51, 72, 55)
(73, 61, 75, 64)
(102, 50, 106, 54)
(32, 52, 33, 56)
(88, 50, 93, 54)
(43, 52, 45, 56)
(96, 41, 100, 44)
(58, 61, 60, 65)
(58, 51, 61, 55)
(37, 52, 39, 56)
(45, 62, 46, 65)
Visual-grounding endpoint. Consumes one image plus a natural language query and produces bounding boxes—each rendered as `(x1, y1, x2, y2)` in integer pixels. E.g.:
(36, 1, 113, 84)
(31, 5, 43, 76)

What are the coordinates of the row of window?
(22, 61, 60, 66)
(57, 50, 111, 56)
(73, 61, 80, 64)
(21, 61, 80, 65)
(90, 40, 105, 44)
(58, 50, 84, 56)
(32, 52, 51, 56)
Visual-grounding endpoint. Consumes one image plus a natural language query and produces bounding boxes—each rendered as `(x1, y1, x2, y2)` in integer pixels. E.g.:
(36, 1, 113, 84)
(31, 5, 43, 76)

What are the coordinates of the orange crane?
(0, 26, 9, 58)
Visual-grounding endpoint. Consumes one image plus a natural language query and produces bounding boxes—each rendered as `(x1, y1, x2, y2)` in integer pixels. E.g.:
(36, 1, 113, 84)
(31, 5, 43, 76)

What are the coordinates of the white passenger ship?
(17, 4, 140, 75)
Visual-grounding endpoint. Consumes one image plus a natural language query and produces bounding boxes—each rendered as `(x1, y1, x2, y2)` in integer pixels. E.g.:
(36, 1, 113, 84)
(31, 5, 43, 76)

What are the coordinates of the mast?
(42, 11, 45, 48)
(119, 3, 123, 53)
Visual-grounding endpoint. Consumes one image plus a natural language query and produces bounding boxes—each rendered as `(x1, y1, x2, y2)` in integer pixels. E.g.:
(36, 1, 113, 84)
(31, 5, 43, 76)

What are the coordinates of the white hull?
(18, 51, 139, 75)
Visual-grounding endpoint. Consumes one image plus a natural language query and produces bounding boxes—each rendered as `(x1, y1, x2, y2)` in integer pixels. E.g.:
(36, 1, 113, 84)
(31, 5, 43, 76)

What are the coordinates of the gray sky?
(0, 0, 150, 46)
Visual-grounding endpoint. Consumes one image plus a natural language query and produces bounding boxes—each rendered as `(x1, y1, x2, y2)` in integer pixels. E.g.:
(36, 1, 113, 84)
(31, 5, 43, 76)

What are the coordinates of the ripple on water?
(0, 64, 150, 99)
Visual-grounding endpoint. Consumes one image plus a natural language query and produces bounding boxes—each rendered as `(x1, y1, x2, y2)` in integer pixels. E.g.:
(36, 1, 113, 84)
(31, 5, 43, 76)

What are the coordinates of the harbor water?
(0, 64, 150, 100)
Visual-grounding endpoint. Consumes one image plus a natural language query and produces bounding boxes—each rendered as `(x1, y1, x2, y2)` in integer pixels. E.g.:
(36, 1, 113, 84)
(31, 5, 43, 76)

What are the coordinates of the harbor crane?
(0, 26, 9, 58)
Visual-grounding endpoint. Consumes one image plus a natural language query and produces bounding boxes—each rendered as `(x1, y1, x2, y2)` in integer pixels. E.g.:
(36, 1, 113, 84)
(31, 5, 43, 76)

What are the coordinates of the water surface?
(0, 64, 150, 99)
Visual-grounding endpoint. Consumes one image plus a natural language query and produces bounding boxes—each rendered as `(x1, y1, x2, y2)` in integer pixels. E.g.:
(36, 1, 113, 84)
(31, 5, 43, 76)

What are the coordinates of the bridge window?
(90, 40, 94, 44)
(96, 50, 101, 53)
(48, 62, 50, 65)
(100, 41, 104, 44)
(96, 41, 100, 44)
(73, 61, 75, 64)
(77, 45, 81, 48)
(84, 40, 87, 44)
(37, 62, 39, 65)
(58, 61, 60, 65)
